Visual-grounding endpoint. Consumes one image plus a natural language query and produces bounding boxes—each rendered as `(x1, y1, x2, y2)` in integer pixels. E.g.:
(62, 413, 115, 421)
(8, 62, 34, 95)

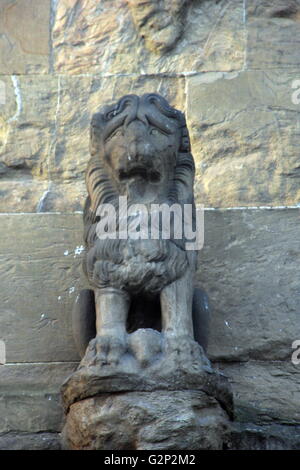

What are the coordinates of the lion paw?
(164, 333, 208, 366)
(97, 334, 128, 366)
(82, 333, 128, 367)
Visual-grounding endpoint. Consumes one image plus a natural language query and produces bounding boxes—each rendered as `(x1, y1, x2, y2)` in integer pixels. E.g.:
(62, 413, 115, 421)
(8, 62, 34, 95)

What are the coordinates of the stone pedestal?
(61, 329, 233, 450)
(62, 390, 230, 450)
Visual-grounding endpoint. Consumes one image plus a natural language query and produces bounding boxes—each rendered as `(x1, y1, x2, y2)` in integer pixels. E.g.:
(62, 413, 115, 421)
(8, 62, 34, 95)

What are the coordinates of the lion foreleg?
(160, 269, 194, 340)
(93, 288, 130, 366)
(160, 269, 204, 363)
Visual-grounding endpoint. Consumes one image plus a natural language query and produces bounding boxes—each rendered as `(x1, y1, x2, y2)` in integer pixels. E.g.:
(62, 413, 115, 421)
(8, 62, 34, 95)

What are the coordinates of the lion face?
(88, 94, 187, 204)
(103, 118, 179, 198)
(87, 93, 193, 212)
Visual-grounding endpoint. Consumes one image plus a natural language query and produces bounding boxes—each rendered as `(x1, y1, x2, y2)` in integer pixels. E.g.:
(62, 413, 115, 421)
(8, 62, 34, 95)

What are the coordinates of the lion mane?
(82, 93, 196, 295)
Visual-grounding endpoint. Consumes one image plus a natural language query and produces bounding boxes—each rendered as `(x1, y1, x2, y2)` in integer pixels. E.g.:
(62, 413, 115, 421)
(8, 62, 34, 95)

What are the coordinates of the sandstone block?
(0, 363, 77, 433)
(0, 214, 84, 362)
(215, 361, 300, 425)
(0, 75, 58, 211)
(52, 0, 245, 74)
(0, 0, 50, 74)
(187, 71, 300, 206)
(201, 209, 300, 362)
(247, 0, 300, 69)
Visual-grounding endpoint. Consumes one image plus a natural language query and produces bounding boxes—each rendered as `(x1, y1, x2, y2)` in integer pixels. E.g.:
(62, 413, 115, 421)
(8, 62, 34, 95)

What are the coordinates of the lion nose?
(128, 141, 137, 160)
(128, 140, 143, 161)
(128, 138, 153, 163)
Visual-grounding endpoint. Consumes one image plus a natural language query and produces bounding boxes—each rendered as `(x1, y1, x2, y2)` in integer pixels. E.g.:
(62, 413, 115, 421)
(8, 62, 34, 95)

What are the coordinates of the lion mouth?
(118, 166, 161, 183)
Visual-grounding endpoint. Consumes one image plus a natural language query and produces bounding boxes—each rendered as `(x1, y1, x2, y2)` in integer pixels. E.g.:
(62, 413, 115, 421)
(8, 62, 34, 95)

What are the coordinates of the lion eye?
(150, 128, 161, 136)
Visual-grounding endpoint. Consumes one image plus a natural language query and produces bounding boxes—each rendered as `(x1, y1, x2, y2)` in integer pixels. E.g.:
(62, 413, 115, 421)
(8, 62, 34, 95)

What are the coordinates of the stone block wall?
(0, 0, 299, 449)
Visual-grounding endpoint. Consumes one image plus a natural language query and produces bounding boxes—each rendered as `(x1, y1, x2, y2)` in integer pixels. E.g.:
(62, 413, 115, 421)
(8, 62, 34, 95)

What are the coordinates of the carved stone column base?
(62, 390, 230, 450)
(61, 329, 233, 450)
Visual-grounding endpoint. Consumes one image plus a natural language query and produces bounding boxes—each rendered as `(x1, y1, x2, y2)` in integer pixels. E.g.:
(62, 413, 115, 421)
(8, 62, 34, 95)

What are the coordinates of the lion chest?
(85, 238, 188, 294)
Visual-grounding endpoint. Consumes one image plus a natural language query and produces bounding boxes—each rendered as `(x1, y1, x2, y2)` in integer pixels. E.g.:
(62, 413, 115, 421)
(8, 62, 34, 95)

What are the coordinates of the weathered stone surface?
(187, 70, 300, 207)
(126, 0, 191, 54)
(4, 69, 300, 211)
(201, 208, 300, 362)
(0, 432, 61, 450)
(0, 75, 58, 211)
(0, 0, 50, 74)
(215, 361, 300, 426)
(0, 180, 88, 213)
(0, 362, 78, 392)
(247, 0, 300, 69)
(52, 0, 245, 74)
(35, 181, 88, 213)
(0, 75, 57, 176)
(0, 180, 49, 213)
(228, 422, 300, 450)
(0, 363, 77, 433)
(0, 393, 62, 433)
(62, 390, 230, 450)
(0, 214, 84, 362)
(0, 208, 298, 363)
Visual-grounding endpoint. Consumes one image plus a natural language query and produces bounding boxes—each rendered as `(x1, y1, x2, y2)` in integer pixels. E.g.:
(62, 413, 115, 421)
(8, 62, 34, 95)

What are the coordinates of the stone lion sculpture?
(73, 93, 209, 365)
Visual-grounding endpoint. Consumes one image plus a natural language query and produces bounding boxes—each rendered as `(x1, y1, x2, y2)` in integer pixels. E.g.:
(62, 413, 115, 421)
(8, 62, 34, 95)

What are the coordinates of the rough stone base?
(61, 329, 233, 415)
(61, 329, 233, 450)
(62, 390, 230, 450)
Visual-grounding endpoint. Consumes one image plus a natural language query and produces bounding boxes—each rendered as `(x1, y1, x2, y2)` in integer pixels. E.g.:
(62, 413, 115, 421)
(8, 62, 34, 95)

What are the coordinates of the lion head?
(85, 93, 194, 220)
(82, 93, 196, 294)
